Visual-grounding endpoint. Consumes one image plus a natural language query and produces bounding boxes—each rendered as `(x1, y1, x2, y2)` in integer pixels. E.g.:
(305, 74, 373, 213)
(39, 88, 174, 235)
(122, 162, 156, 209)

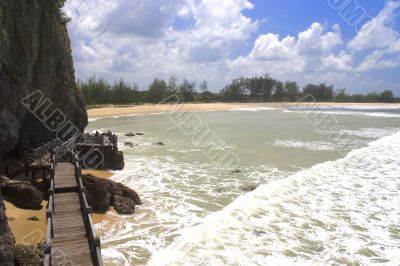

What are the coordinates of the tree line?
(78, 74, 398, 106)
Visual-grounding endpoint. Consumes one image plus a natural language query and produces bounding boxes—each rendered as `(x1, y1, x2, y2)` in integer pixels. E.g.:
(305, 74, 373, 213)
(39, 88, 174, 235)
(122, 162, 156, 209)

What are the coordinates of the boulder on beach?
(2, 183, 43, 210)
(113, 195, 135, 215)
(125, 133, 135, 137)
(12, 245, 42, 266)
(27, 216, 39, 222)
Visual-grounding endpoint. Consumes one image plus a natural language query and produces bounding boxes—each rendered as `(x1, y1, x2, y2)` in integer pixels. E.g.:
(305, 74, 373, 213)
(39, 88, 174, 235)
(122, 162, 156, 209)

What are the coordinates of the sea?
(86, 105, 400, 266)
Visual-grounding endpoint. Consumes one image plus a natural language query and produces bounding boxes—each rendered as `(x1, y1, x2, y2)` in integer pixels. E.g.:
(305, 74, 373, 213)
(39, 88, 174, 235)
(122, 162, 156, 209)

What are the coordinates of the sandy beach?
(87, 102, 400, 118)
(6, 170, 113, 245)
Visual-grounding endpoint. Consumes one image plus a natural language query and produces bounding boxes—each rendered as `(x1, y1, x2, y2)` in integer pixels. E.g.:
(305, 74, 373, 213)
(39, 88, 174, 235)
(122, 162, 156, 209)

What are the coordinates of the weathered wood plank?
(48, 160, 100, 265)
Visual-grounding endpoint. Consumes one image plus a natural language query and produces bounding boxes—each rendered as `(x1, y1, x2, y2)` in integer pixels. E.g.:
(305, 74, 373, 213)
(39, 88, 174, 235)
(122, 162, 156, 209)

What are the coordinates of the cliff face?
(0, 0, 88, 159)
(0, 194, 15, 266)
(0, 1, 87, 264)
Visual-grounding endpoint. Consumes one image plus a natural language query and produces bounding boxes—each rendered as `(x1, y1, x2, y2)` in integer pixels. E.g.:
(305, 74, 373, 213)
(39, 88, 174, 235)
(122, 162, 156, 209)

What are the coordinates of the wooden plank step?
(53, 234, 87, 245)
(52, 251, 92, 265)
(53, 240, 89, 250)
(53, 218, 84, 227)
(54, 192, 79, 198)
(53, 215, 83, 222)
(52, 248, 91, 259)
(54, 181, 77, 186)
(53, 226, 86, 237)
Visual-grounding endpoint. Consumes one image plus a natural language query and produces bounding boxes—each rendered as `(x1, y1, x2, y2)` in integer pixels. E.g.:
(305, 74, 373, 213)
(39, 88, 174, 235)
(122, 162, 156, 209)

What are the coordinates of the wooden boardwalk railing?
(44, 153, 103, 266)
(1, 137, 105, 265)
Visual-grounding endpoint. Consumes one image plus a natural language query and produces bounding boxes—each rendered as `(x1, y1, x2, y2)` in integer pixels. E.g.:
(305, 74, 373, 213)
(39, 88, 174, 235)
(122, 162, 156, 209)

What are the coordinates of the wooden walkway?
(2, 137, 104, 265)
(51, 163, 92, 265)
(46, 159, 103, 266)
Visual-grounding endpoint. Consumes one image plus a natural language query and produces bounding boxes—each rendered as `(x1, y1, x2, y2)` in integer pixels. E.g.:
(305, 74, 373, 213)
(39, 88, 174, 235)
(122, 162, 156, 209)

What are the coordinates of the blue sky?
(65, 0, 400, 94)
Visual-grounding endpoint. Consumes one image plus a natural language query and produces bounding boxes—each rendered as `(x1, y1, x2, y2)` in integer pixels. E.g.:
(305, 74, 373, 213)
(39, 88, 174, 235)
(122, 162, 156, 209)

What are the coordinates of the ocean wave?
(273, 139, 336, 151)
(232, 107, 278, 112)
(286, 106, 400, 118)
(96, 157, 290, 265)
(88, 117, 101, 122)
(150, 131, 400, 265)
(288, 105, 400, 111)
(339, 127, 399, 139)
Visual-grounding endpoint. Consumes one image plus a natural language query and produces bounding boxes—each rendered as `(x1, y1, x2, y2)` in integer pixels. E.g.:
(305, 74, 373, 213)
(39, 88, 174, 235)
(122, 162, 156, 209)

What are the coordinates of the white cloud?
(65, 0, 400, 94)
(353, 0, 400, 73)
(348, 0, 400, 51)
(228, 23, 344, 79)
(322, 51, 353, 71)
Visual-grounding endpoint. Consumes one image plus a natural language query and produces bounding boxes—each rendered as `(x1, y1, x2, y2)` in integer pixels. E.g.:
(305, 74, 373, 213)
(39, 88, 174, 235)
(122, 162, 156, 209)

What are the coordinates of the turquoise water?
(87, 105, 400, 265)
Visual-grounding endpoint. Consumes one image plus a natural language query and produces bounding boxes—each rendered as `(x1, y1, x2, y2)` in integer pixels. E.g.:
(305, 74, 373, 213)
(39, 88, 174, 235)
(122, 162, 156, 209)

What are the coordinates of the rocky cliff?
(0, 194, 15, 266)
(0, 0, 88, 159)
(0, 1, 88, 264)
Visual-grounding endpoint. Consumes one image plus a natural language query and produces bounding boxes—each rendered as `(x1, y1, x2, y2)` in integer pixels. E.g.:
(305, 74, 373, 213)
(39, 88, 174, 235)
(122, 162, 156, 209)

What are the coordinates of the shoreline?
(5, 170, 113, 245)
(87, 102, 400, 118)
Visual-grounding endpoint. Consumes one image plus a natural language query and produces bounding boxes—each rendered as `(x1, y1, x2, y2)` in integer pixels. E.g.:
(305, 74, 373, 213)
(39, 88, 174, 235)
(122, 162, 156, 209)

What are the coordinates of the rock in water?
(153, 142, 165, 146)
(125, 133, 136, 137)
(0, 195, 15, 266)
(0, 0, 88, 158)
(2, 183, 43, 210)
(82, 174, 141, 214)
(81, 176, 110, 214)
(240, 184, 258, 192)
(113, 195, 135, 215)
(135, 133, 144, 136)
(124, 142, 134, 147)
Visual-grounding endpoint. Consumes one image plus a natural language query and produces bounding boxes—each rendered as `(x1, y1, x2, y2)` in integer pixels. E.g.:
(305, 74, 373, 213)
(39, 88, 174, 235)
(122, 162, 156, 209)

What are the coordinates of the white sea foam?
(111, 113, 142, 119)
(273, 139, 336, 151)
(150, 131, 400, 265)
(289, 105, 400, 111)
(232, 107, 278, 112)
(96, 157, 289, 265)
(88, 117, 101, 122)
(286, 106, 400, 118)
(305, 110, 400, 118)
(340, 127, 399, 139)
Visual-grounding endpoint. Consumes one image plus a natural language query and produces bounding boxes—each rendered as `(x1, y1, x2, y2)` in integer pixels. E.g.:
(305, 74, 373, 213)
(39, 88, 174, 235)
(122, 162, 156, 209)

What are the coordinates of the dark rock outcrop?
(12, 245, 42, 266)
(103, 149, 125, 170)
(0, 0, 88, 160)
(0, 0, 88, 264)
(124, 142, 134, 147)
(113, 195, 135, 215)
(82, 175, 110, 213)
(125, 133, 135, 137)
(240, 184, 258, 192)
(27, 216, 39, 222)
(0, 195, 15, 266)
(2, 183, 43, 210)
(82, 174, 141, 215)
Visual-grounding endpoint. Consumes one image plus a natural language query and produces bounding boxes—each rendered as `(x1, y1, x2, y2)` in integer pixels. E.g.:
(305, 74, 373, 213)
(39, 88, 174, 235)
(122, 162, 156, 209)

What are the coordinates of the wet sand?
(6, 170, 114, 245)
(88, 102, 400, 118)
(82, 169, 114, 179)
